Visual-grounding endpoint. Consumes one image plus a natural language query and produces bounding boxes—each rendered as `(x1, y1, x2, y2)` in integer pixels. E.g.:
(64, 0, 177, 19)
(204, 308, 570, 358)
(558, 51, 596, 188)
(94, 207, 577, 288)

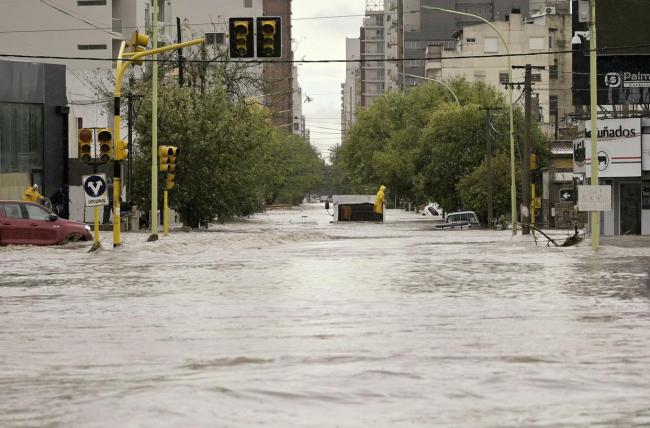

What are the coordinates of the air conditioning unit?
(545, 7, 556, 15)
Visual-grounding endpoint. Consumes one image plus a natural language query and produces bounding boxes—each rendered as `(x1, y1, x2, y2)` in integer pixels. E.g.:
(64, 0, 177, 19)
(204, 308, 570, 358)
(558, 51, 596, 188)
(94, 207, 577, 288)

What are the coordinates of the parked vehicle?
(436, 211, 482, 229)
(0, 200, 92, 245)
(421, 202, 445, 220)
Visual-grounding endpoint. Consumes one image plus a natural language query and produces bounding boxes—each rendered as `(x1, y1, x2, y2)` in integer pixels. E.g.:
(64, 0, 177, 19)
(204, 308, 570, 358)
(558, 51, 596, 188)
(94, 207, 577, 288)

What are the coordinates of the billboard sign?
(582, 118, 642, 178)
(572, 0, 650, 105)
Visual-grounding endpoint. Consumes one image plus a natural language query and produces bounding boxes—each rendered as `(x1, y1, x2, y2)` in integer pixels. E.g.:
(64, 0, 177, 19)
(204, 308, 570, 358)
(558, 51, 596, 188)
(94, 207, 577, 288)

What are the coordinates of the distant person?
(103, 178, 114, 224)
(50, 186, 70, 219)
(22, 184, 43, 203)
(374, 185, 386, 221)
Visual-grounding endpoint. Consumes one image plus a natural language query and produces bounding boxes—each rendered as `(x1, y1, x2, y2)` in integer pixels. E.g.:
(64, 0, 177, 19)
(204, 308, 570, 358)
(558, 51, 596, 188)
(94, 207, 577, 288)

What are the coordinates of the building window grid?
(77, 0, 106, 5)
(78, 44, 107, 50)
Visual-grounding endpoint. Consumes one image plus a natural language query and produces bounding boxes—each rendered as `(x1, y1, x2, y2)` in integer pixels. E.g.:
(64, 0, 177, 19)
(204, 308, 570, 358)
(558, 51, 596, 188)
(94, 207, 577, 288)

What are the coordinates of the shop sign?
(583, 118, 642, 178)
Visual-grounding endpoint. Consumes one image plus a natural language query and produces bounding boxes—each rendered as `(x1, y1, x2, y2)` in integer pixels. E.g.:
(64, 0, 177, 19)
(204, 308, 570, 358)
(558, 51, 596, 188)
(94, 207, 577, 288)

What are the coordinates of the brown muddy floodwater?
(1, 205, 650, 427)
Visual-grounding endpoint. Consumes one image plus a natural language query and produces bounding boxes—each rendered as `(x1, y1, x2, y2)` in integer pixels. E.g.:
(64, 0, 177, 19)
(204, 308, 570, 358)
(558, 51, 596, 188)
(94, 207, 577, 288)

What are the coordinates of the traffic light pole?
(112, 37, 204, 248)
(163, 186, 169, 236)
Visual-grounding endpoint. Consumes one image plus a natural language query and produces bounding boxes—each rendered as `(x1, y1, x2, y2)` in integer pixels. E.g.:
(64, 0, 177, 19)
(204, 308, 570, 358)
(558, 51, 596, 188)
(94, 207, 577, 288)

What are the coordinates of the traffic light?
(78, 128, 93, 163)
(229, 18, 254, 58)
(114, 139, 128, 161)
(256, 17, 281, 58)
(166, 173, 175, 190)
(97, 128, 113, 163)
(125, 30, 150, 66)
(159, 145, 178, 173)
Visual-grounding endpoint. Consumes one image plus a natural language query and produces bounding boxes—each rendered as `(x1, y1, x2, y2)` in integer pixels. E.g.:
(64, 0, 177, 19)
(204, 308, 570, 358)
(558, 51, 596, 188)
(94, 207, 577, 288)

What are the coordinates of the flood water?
(1, 204, 650, 427)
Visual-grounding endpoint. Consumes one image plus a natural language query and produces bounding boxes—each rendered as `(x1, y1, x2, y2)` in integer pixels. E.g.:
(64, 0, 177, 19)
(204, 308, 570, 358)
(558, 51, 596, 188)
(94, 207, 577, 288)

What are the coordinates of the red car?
(0, 200, 92, 245)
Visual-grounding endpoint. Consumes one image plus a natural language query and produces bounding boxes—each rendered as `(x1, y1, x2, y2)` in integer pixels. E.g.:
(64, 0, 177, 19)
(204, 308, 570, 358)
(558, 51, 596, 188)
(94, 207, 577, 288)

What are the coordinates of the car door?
(0, 203, 32, 244)
(23, 203, 60, 245)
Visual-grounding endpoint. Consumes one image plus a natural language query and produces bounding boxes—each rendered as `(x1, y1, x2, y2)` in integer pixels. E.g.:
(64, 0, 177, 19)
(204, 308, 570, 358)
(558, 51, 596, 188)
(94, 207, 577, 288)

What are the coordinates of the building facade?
(0, 60, 76, 209)
(342, 38, 361, 137)
(432, 7, 572, 129)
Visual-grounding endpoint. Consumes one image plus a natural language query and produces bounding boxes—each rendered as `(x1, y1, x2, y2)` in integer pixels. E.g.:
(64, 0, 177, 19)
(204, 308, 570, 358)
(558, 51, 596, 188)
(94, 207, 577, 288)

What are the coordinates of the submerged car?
(436, 211, 482, 229)
(421, 202, 445, 220)
(0, 200, 92, 245)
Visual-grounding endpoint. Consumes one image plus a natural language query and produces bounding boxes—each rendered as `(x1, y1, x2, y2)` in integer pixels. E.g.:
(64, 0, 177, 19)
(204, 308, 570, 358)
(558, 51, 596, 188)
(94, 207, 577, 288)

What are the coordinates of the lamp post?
(421, 6, 517, 235)
(400, 72, 460, 106)
(588, 0, 600, 251)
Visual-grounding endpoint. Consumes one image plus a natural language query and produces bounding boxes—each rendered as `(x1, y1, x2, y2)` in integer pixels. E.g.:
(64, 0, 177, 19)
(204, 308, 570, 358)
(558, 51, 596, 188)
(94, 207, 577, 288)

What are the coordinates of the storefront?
(573, 117, 650, 235)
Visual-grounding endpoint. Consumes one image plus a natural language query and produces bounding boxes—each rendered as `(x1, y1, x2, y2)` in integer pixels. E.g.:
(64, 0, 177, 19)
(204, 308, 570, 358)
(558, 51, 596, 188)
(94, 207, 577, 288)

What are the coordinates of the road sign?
(559, 188, 575, 203)
(82, 174, 109, 207)
(578, 185, 612, 212)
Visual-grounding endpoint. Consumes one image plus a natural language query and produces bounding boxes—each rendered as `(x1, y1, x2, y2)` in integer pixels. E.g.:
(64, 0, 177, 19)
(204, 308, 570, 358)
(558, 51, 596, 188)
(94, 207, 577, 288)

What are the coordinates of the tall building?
(262, 0, 293, 128)
(342, 38, 361, 136)
(360, 1, 386, 108)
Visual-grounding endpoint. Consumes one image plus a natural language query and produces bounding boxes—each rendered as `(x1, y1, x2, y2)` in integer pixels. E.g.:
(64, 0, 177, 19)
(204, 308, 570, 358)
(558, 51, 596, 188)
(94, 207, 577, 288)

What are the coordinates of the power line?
(0, 11, 421, 35)
(2, 44, 648, 64)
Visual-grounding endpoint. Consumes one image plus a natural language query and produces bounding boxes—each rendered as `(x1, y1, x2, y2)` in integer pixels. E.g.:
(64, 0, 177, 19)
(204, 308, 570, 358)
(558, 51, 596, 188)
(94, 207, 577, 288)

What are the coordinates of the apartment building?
(360, 2, 386, 108)
(431, 6, 572, 130)
(342, 38, 361, 137)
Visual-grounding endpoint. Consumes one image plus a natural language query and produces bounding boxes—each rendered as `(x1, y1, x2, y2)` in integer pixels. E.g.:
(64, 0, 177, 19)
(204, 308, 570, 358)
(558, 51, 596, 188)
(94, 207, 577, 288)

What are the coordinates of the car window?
(2, 203, 24, 219)
(24, 204, 51, 221)
(469, 214, 478, 224)
(461, 213, 469, 222)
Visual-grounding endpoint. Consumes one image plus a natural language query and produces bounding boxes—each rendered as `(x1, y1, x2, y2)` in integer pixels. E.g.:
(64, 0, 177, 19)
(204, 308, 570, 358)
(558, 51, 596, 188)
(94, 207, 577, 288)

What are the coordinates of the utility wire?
(2, 44, 650, 64)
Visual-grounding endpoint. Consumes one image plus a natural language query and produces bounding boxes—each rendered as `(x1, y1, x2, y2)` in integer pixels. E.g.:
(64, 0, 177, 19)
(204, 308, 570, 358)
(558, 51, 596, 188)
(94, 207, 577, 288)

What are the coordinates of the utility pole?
(150, 1, 159, 241)
(513, 64, 544, 235)
(479, 106, 505, 227)
(177, 17, 184, 87)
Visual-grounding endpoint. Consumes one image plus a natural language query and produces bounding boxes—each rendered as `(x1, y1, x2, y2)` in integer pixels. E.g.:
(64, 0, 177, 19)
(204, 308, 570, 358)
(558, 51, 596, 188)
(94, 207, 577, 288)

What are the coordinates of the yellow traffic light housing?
(166, 173, 175, 190)
(159, 145, 178, 173)
(97, 128, 113, 163)
(257, 17, 281, 58)
(125, 30, 150, 66)
(78, 128, 93, 163)
(114, 139, 128, 161)
(229, 18, 254, 58)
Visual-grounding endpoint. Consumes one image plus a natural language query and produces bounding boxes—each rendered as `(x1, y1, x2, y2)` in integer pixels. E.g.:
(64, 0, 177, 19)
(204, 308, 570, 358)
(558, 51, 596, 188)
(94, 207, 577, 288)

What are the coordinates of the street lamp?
(399, 72, 460, 106)
(421, 6, 517, 235)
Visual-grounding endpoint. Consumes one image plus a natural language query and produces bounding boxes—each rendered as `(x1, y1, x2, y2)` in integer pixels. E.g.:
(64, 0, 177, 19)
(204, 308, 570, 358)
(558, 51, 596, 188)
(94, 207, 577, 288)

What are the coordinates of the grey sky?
(292, 0, 366, 161)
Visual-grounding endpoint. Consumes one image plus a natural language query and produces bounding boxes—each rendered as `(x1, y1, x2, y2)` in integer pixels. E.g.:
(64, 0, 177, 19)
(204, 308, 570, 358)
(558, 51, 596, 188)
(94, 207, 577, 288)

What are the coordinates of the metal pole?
(420, 6, 517, 235)
(486, 110, 493, 227)
(113, 43, 127, 248)
(522, 64, 532, 235)
(150, 1, 159, 241)
(177, 17, 184, 87)
(400, 73, 460, 106)
(589, 0, 600, 250)
(93, 164, 99, 243)
(163, 188, 169, 236)
(127, 92, 133, 213)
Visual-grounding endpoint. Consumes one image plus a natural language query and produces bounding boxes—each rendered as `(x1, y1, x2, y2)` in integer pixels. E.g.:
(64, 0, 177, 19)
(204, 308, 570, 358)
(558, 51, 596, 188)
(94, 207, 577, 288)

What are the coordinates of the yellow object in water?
(374, 185, 386, 214)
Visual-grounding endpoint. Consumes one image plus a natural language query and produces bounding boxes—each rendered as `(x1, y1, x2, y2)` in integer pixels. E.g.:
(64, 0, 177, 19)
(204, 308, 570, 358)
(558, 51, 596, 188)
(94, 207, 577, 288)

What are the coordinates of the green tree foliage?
(336, 77, 549, 213)
(457, 153, 521, 222)
(131, 84, 323, 227)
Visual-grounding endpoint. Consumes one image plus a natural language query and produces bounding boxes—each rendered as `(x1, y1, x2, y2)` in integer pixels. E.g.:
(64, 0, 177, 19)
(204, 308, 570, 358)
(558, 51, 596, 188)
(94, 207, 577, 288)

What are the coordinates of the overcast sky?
(292, 0, 366, 161)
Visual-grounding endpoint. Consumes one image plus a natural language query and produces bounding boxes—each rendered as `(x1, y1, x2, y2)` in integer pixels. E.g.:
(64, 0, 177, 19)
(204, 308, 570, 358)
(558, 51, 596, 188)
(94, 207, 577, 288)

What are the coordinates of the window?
(77, 0, 106, 5)
(484, 38, 497, 53)
(205, 33, 225, 45)
(531, 73, 542, 82)
(465, 37, 476, 43)
(2, 204, 23, 219)
(244, 0, 252, 7)
(24, 204, 51, 221)
(529, 37, 545, 50)
(550, 95, 559, 113)
(550, 60, 559, 80)
(0, 103, 43, 174)
(499, 72, 509, 84)
(405, 40, 421, 49)
(78, 44, 107, 50)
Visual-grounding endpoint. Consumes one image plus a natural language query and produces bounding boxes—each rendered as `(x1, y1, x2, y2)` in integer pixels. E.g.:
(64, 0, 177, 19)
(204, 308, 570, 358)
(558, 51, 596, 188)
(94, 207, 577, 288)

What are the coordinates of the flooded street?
(1, 204, 650, 427)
